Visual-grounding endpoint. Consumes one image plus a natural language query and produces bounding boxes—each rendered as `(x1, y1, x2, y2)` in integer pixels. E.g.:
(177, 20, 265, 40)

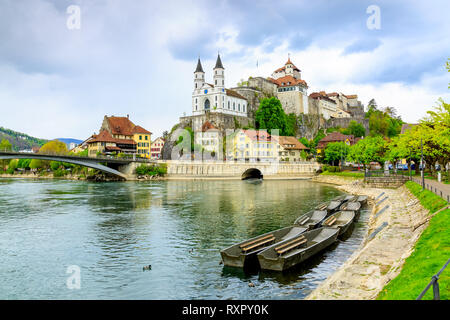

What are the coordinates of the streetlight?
(421, 137, 425, 190)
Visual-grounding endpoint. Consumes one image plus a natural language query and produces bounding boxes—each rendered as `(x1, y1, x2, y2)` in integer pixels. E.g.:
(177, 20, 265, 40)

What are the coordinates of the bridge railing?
(0, 149, 155, 163)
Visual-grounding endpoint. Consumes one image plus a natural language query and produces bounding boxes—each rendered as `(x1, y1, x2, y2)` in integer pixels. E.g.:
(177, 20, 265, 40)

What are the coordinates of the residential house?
(316, 131, 356, 156)
(274, 136, 309, 162)
(195, 121, 221, 155)
(150, 137, 165, 160)
(227, 129, 278, 162)
(87, 115, 152, 157)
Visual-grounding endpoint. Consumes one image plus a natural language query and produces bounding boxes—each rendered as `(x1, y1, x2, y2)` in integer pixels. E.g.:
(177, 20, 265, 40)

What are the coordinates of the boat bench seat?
(241, 235, 275, 252)
(324, 216, 337, 226)
(274, 235, 307, 255)
(298, 216, 310, 225)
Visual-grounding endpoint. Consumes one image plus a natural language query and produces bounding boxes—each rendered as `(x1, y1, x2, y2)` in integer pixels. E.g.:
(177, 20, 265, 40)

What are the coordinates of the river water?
(0, 178, 369, 299)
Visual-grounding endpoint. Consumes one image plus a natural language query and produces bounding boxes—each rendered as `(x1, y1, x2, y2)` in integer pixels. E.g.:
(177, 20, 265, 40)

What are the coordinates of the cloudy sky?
(1, 0, 449, 140)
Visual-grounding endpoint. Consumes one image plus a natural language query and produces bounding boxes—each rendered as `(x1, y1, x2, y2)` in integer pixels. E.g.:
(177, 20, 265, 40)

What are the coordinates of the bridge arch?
(241, 168, 263, 180)
(0, 154, 127, 180)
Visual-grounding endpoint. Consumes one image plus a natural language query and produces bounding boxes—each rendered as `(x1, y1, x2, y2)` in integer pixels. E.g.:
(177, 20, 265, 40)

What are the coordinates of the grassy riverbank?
(377, 181, 449, 300)
(320, 171, 364, 178)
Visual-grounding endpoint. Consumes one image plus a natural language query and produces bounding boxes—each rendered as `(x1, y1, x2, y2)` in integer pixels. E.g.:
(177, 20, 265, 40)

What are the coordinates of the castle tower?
(213, 53, 224, 88)
(194, 58, 205, 90)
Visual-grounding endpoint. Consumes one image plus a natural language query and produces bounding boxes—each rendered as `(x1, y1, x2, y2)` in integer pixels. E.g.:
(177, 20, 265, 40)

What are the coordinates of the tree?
(348, 136, 388, 168)
(0, 139, 12, 170)
(0, 139, 12, 151)
(29, 140, 68, 169)
(324, 142, 350, 166)
(299, 137, 310, 149)
(343, 120, 366, 137)
(255, 97, 292, 136)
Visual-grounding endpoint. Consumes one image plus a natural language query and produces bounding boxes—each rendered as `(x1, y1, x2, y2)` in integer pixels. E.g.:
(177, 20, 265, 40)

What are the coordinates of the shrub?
(6, 159, 18, 174)
(53, 168, 66, 177)
(135, 163, 167, 177)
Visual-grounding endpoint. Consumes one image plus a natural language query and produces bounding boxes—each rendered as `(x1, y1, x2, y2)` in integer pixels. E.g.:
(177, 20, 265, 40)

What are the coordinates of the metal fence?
(417, 258, 450, 300)
(364, 169, 411, 177)
(411, 176, 450, 203)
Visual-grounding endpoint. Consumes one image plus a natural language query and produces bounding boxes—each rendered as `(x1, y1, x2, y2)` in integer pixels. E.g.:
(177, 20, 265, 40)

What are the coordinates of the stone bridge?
(159, 160, 321, 179)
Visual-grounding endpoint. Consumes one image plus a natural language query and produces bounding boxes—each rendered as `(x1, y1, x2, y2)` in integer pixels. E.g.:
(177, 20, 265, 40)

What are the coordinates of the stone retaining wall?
(364, 176, 409, 188)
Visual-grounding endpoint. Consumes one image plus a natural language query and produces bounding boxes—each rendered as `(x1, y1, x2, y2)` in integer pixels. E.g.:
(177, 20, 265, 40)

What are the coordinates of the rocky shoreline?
(307, 175, 430, 300)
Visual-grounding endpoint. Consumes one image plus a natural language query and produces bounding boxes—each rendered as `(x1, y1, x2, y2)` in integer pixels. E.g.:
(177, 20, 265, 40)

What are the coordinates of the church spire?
(195, 58, 204, 73)
(214, 53, 224, 69)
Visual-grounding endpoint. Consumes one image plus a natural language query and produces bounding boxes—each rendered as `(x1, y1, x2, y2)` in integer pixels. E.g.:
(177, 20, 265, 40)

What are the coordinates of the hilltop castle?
(179, 54, 367, 136)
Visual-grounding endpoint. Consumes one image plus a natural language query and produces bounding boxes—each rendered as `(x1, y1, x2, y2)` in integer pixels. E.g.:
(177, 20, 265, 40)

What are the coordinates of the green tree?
(343, 120, 366, 137)
(0, 139, 12, 151)
(0, 139, 12, 170)
(348, 136, 388, 168)
(324, 142, 350, 166)
(255, 97, 291, 136)
(30, 140, 69, 169)
(299, 137, 310, 149)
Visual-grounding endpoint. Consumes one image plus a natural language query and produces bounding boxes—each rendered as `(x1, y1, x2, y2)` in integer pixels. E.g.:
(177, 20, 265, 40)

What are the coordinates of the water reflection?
(0, 178, 369, 299)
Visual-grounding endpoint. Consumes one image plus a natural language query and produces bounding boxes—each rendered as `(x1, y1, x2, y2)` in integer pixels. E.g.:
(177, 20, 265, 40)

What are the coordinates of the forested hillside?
(0, 127, 47, 151)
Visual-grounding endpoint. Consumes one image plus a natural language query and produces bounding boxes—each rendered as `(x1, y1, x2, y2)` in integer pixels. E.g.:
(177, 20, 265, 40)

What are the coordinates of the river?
(0, 178, 369, 299)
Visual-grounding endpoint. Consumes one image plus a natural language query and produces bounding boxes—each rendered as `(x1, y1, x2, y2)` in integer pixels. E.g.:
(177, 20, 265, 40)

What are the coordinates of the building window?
(145, 136, 148, 140)
(139, 135, 142, 140)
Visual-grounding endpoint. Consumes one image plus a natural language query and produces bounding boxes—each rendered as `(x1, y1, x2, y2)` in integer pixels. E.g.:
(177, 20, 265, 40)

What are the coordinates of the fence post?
(432, 275, 440, 300)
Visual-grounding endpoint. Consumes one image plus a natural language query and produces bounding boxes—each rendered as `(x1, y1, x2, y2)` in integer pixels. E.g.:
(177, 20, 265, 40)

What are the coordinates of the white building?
(192, 54, 248, 117)
(267, 57, 309, 115)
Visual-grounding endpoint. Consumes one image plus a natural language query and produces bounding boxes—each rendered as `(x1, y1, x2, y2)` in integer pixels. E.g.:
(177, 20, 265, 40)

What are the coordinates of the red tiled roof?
(226, 89, 246, 100)
(107, 116, 136, 136)
(273, 136, 309, 150)
(201, 121, 219, 132)
(89, 130, 136, 145)
(345, 94, 358, 99)
(319, 131, 354, 143)
(269, 75, 308, 88)
(105, 116, 151, 136)
(309, 91, 336, 103)
(133, 125, 152, 134)
(243, 129, 271, 141)
(273, 58, 301, 73)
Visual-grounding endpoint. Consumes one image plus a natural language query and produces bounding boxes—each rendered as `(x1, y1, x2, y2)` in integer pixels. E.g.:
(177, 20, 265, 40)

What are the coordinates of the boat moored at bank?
(257, 227, 339, 271)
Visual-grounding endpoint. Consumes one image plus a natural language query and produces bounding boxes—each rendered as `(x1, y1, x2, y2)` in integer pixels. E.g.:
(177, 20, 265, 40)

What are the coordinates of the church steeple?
(194, 57, 205, 90)
(214, 53, 224, 69)
(195, 58, 204, 73)
(213, 53, 224, 88)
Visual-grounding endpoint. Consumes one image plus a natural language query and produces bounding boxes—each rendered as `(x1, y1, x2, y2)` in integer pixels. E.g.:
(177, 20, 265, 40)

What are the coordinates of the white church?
(192, 54, 248, 117)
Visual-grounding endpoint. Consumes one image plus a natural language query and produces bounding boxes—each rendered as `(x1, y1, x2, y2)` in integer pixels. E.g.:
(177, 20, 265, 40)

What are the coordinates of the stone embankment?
(308, 175, 430, 300)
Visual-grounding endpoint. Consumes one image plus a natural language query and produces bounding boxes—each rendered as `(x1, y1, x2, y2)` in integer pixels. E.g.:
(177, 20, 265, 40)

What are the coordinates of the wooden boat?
(344, 195, 357, 202)
(294, 210, 327, 230)
(356, 195, 368, 206)
(326, 199, 344, 214)
(339, 201, 361, 213)
(257, 227, 339, 271)
(220, 226, 308, 268)
(320, 210, 355, 235)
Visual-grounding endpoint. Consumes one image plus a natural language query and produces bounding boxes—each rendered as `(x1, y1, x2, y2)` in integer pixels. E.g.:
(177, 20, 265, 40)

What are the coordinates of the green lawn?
(377, 182, 449, 300)
(320, 171, 364, 178)
(404, 181, 448, 213)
